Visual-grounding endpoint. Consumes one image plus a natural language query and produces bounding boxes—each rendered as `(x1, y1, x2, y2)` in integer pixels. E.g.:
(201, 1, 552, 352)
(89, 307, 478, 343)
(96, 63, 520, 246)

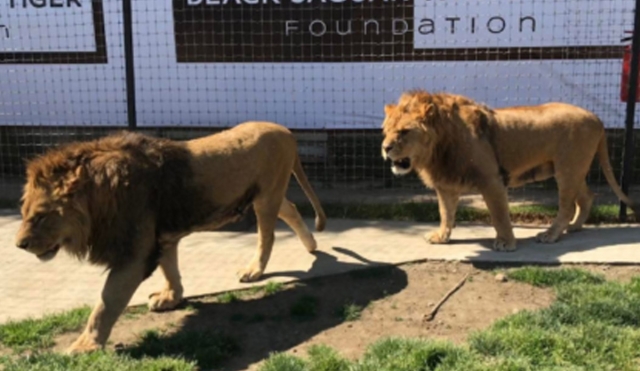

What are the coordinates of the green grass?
(506, 266, 606, 287)
(122, 306, 149, 320)
(217, 291, 240, 304)
(297, 202, 632, 225)
(0, 351, 196, 371)
(122, 328, 240, 370)
(337, 303, 363, 322)
(217, 281, 285, 304)
(263, 281, 285, 296)
(259, 267, 640, 371)
(0, 306, 91, 351)
(4, 267, 640, 370)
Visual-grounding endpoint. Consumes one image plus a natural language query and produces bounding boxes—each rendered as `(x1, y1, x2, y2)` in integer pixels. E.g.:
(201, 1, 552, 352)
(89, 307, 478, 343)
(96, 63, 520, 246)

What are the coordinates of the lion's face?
(15, 184, 89, 262)
(381, 103, 435, 176)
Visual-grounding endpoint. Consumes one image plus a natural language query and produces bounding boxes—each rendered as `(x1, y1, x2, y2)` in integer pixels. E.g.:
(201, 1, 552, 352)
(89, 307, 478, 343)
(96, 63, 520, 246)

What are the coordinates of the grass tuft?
(507, 267, 605, 287)
(263, 281, 285, 296)
(122, 328, 240, 370)
(307, 344, 351, 371)
(0, 306, 91, 351)
(0, 351, 197, 371)
(123, 306, 149, 320)
(259, 352, 307, 371)
(217, 291, 240, 304)
(337, 303, 363, 322)
(297, 202, 632, 225)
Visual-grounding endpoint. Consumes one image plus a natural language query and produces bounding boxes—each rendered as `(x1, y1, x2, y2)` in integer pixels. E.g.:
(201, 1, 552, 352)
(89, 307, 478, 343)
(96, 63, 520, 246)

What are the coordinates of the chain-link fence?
(1, 0, 639, 211)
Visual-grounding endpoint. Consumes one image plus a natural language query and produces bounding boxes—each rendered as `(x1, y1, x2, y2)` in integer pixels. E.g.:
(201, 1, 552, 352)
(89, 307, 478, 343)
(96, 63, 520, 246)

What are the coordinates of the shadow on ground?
(121, 247, 409, 371)
(455, 225, 640, 266)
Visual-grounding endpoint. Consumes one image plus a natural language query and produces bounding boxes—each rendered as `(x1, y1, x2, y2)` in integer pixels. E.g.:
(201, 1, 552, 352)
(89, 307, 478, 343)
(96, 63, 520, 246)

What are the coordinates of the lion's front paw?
(301, 234, 318, 253)
(493, 237, 517, 252)
(148, 289, 183, 312)
(237, 264, 264, 283)
(535, 230, 560, 244)
(67, 334, 102, 355)
(426, 231, 450, 244)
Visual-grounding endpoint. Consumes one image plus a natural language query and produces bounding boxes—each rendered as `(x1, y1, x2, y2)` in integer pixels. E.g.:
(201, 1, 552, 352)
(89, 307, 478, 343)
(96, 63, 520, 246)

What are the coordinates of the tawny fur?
(381, 90, 638, 251)
(14, 121, 326, 354)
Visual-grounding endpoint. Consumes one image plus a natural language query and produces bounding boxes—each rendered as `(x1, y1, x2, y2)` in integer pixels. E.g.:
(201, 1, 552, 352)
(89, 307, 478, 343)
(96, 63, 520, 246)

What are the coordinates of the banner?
(0, 0, 125, 126)
(0, 0, 636, 128)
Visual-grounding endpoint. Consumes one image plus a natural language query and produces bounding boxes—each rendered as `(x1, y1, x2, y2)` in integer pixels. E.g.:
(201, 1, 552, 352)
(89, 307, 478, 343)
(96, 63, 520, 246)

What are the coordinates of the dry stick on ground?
(423, 273, 470, 322)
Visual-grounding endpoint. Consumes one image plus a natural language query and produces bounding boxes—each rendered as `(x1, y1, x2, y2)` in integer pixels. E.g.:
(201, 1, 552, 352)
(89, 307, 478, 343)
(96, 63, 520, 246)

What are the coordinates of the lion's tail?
(292, 154, 326, 232)
(596, 133, 640, 216)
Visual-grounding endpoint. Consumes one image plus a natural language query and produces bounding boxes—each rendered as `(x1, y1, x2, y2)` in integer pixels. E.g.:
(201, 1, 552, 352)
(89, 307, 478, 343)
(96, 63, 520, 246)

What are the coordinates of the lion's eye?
(398, 129, 410, 136)
(31, 214, 47, 226)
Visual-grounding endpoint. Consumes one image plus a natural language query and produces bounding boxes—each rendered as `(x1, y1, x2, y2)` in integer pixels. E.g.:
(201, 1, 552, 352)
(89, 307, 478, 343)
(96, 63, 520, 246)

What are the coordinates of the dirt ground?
(52, 262, 640, 371)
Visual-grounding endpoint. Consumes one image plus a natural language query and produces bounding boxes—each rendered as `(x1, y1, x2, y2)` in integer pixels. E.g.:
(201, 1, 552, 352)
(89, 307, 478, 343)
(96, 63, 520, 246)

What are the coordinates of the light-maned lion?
(381, 90, 638, 250)
(14, 121, 326, 354)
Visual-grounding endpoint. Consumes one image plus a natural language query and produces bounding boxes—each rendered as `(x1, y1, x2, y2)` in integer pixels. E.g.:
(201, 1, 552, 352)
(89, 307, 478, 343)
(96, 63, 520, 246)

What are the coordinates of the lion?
(381, 90, 639, 251)
(13, 121, 326, 354)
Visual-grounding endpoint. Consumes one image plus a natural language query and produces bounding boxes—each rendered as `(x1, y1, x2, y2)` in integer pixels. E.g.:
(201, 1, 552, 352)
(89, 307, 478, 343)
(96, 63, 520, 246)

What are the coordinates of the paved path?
(1, 213, 639, 323)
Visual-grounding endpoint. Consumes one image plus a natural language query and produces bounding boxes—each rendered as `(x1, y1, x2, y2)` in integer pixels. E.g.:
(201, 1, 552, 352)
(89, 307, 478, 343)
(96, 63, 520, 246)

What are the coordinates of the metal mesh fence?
(0, 0, 639, 208)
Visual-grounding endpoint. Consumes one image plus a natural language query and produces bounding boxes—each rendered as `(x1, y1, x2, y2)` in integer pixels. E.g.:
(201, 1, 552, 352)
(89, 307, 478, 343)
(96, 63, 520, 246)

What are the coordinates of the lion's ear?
(57, 165, 86, 196)
(384, 104, 396, 116)
(417, 103, 435, 118)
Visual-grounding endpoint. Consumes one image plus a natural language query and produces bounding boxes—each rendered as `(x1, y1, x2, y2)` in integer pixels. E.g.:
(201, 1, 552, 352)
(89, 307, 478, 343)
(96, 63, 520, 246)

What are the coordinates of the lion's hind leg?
(567, 181, 594, 233)
(536, 174, 580, 243)
(148, 238, 184, 312)
(278, 198, 317, 253)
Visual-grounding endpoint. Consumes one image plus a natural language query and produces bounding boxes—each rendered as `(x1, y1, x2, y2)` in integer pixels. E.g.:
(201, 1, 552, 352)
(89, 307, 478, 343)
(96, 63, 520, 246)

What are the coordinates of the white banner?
(0, 0, 636, 129)
(0, 0, 126, 126)
(0, 0, 95, 52)
(413, 1, 626, 49)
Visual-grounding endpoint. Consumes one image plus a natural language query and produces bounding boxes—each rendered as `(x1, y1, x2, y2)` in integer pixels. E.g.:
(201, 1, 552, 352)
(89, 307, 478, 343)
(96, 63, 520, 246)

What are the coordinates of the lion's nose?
(383, 145, 394, 153)
(16, 239, 29, 250)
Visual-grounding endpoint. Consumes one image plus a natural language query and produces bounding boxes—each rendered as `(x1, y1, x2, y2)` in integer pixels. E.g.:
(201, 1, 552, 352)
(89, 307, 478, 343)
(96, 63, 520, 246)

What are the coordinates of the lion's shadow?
(120, 247, 408, 371)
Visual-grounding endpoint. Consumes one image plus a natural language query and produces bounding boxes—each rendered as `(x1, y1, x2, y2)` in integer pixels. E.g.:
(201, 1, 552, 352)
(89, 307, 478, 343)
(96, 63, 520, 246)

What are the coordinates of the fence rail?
(1, 0, 640, 218)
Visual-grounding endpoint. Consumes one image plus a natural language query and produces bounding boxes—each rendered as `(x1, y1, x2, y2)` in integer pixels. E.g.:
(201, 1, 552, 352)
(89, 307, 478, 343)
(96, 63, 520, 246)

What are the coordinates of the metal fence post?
(123, 0, 137, 131)
(619, 1, 640, 222)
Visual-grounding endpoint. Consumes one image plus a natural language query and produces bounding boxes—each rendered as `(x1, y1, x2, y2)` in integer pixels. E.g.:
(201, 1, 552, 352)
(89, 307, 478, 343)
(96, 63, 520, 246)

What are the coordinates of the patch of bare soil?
(51, 262, 640, 371)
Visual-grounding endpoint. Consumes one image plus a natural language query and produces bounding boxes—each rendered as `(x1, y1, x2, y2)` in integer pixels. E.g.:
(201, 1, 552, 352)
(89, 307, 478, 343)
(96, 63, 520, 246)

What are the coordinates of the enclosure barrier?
(1, 0, 640, 219)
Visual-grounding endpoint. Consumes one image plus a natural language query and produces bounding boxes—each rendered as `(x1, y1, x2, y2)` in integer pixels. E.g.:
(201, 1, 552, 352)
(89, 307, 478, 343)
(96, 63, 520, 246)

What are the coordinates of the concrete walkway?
(1, 212, 639, 323)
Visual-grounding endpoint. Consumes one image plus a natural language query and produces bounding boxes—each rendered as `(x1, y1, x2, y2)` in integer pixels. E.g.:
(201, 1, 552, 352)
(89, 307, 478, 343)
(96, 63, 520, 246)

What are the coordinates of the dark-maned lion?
(14, 121, 326, 354)
(381, 90, 638, 250)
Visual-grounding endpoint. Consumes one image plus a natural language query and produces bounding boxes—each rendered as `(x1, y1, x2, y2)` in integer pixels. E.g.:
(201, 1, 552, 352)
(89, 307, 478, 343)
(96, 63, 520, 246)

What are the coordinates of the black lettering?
(0, 25, 9, 39)
(519, 16, 535, 32)
(10, 0, 82, 7)
(418, 18, 434, 35)
(487, 16, 505, 34)
(445, 17, 460, 34)
(471, 17, 475, 33)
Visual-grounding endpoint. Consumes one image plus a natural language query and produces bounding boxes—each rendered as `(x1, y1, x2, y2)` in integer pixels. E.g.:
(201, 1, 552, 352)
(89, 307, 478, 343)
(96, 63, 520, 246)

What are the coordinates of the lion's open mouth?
(390, 157, 412, 176)
(393, 158, 411, 170)
(37, 244, 60, 262)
